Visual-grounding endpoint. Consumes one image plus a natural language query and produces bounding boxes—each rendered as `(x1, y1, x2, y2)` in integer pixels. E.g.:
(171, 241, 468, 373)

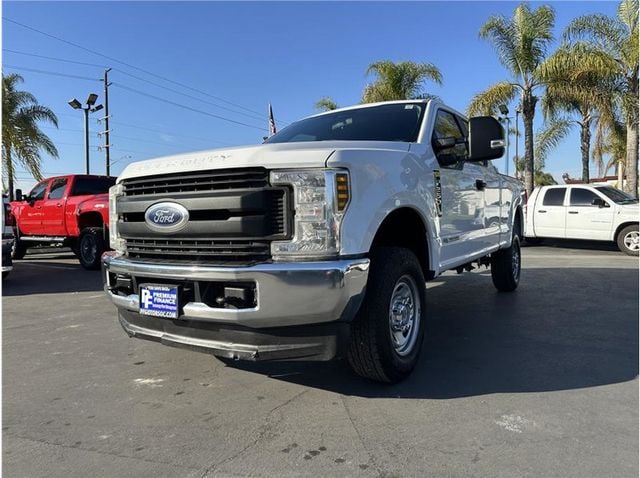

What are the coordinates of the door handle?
(56, 203, 62, 207)
(538, 210, 547, 213)
(36, 205, 42, 209)
(568, 211, 579, 214)
(475, 179, 487, 190)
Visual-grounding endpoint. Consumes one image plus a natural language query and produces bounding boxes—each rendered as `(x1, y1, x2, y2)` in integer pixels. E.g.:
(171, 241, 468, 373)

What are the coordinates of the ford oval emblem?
(144, 202, 189, 233)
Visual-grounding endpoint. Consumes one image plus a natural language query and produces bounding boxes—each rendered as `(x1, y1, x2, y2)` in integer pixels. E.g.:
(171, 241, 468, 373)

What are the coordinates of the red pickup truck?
(11, 174, 116, 269)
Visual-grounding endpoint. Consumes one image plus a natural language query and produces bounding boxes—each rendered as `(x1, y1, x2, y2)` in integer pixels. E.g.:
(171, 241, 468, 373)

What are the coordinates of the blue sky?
(3, 0, 619, 192)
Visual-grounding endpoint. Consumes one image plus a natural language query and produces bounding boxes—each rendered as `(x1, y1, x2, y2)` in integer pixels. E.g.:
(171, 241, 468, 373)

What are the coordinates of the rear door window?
(47, 178, 68, 200)
(542, 188, 566, 206)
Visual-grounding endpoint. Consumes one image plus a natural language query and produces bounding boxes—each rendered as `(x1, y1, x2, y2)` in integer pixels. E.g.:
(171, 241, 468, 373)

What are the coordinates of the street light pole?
(68, 94, 103, 175)
(83, 107, 90, 174)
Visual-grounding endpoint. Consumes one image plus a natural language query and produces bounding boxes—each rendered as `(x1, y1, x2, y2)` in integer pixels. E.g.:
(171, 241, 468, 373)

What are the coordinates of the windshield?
(595, 186, 638, 204)
(265, 103, 425, 144)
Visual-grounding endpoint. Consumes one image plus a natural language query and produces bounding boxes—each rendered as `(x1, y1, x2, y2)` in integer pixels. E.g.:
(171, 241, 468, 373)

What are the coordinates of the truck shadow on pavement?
(2, 255, 103, 296)
(227, 266, 639, 399)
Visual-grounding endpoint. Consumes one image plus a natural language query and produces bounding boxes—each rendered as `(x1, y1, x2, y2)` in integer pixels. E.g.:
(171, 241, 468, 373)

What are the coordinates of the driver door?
(19, 180, 49, 235)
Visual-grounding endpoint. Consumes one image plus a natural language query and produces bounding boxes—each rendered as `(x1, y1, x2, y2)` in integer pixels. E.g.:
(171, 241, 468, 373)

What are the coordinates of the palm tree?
(562, 0, 639, 196)
(467, 3, 555, 196)
(361, 60, 442, 103)
(314, 97, 338, 112)
(537, 42, 617, 183)
(2, 74, 59, 200)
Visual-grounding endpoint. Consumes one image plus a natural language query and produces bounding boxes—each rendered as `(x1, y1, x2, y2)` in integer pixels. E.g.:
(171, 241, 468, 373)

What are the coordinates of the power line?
(108, 120, 231, 145)
(3, 17, 281, 121)
(3, 64, 99, 82)
(4, 63, 267, 131)
(113, 82, 266, 131)
(3, 48, 107, 68)
(3, 48, 272, 124)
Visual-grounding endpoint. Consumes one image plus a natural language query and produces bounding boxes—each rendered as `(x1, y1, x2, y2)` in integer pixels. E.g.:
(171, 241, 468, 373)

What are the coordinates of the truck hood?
(118, 141, 410, 181)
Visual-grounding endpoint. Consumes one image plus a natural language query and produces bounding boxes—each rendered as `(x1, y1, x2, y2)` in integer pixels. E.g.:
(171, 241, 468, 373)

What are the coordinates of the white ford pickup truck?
(524, 184, 639, 255)
(103, 100, 524, 383)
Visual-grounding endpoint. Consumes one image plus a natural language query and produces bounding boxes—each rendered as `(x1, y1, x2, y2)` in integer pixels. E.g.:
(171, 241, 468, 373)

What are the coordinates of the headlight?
(270, 169, 350, 260)
(108, 183, 126, 252)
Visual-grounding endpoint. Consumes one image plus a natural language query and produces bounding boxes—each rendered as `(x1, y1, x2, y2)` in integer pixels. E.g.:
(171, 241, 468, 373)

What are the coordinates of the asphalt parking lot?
(2, 242, 638, 478)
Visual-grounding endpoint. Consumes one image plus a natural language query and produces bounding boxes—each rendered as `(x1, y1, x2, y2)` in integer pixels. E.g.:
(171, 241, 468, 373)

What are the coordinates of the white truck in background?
(524, 184, 639, 255)
(103, 100, 524, 383)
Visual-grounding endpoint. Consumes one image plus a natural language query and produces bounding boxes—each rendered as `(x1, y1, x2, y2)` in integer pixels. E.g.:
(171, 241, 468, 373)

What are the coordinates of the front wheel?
(491, 235, 521, 292)
(78, 227, 106, 270)
(617, 224, 639, 256)
(347, 247, 426, 383)
(11, 239, 27, 260)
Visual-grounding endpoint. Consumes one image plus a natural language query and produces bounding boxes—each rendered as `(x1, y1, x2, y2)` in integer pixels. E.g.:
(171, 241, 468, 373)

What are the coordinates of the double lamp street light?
(68, 93, 103, 175)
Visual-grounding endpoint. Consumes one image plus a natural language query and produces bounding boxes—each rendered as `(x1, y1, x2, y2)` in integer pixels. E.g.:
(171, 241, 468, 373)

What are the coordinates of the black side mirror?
(15, 189, 23, 201)
(468, 116, 505, 162)
(591, 198, 609, 208)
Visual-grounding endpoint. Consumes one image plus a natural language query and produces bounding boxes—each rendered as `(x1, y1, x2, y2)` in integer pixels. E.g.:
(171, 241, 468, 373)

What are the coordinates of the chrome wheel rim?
(81, 235, 97, 263)
(388, 275, 421, 356)
(623, 231, 640, 251)
(512, 240, 521, 281)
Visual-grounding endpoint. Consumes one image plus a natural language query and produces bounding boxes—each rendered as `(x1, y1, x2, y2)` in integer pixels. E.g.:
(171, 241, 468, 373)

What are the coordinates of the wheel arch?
(369, 206, 433, 280)
(614, 221, 639, 241)
(78, 211, 104, 231)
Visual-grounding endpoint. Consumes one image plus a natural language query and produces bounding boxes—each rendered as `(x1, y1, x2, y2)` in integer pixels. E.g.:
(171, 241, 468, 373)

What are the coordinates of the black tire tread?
(78, 227, 106, 270)
(347, 247, 425, 383)
(491, 236, 520, 292)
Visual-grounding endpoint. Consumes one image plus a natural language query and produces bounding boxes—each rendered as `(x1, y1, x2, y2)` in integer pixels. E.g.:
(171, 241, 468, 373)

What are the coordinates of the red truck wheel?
(78, 227, 106, 270)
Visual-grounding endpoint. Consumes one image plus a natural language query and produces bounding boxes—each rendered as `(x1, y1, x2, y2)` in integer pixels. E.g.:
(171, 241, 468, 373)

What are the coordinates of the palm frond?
(314, 97, 338, 112)
(467, 81, 518, 116)
(535, 117, 574, 169)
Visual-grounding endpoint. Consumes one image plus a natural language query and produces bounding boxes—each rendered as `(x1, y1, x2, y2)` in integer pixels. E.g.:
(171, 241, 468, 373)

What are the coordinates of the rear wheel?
(347, 247, 426, 383)
(491, 235, 521, 292)
(78, 227, 106, 270)
(617, 224, 639, 256)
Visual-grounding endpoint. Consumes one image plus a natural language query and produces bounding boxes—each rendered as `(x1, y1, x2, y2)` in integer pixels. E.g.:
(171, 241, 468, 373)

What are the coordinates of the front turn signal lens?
(335, 173, 350, 212)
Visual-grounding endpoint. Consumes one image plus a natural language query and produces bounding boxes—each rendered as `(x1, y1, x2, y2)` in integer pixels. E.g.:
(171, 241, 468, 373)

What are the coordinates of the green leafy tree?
(562, 0, 639, 196)
(361, 60, 442, 103)
(467, 3, 555, 196)
(314, 97, 338, 112)
(2, 74, 59, 200)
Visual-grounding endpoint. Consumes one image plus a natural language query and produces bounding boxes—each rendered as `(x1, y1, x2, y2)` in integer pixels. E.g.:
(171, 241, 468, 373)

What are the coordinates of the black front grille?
(118, 168, 290, 266)
(122, 168, 269, 197)
(125, 239, 271, 265)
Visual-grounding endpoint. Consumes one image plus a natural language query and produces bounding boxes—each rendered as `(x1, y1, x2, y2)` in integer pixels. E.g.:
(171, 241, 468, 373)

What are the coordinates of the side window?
(432, 110, 467, 163)
(29, 181, 48, 201)
(542, 188, 566, 206)
(47, 178, 68, 200)
(71, 177, 116, 196)
(570, 188, 600, 206)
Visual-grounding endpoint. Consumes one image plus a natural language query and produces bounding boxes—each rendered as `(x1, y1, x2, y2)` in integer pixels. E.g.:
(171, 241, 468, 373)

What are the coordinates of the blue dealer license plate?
(139, 284, 179, 319)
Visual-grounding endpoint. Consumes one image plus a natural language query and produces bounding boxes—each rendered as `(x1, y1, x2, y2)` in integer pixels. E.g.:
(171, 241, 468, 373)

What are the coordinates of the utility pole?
(103, 68, 112, 176)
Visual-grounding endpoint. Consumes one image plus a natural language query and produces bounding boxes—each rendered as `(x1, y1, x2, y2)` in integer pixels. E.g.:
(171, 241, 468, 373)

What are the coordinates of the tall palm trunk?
(5, 146, 14, 201)
(580, 112, 591, 183)
(625, 119, 638, 197)
(522, 91, 537, 195)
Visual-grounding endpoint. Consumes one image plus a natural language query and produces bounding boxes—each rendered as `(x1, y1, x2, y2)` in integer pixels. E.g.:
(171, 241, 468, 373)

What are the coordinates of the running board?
(20, 236, 67, 242)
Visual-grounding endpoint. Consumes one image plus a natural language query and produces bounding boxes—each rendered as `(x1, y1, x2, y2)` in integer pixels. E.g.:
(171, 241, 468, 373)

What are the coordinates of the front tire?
(11, 239, 27, 260)
(347, 247, 426, 383)
(617, 224, 639, 256)
(78, 227, 106, 270)
(491, 235, 521, 292)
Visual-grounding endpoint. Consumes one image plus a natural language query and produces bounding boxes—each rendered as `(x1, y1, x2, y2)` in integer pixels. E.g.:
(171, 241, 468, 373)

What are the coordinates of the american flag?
(268, 103, 277, 136)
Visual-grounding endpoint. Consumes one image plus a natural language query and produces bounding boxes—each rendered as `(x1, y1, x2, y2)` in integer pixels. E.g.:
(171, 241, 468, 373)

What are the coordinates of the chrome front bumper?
(103, 253, 369, 329)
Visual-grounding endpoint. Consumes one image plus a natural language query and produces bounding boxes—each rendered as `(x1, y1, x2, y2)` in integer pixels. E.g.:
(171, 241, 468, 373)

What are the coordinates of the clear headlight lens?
(108, 183, 126, 252)
(270, 169, 350, 260)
